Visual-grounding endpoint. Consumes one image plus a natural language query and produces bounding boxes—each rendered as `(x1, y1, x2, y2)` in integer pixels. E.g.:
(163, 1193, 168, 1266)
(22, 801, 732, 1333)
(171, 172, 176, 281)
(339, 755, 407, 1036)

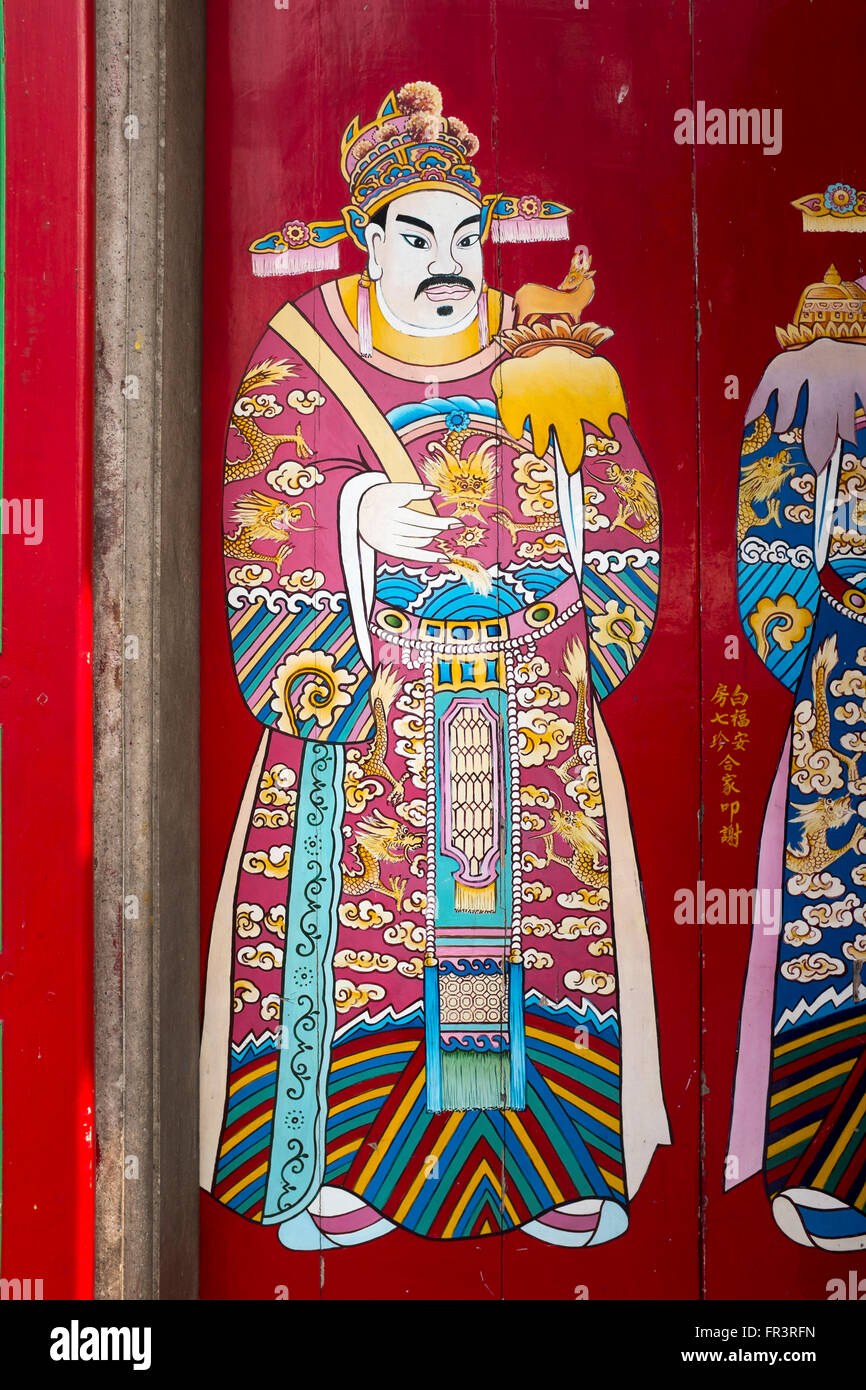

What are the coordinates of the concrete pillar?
(93, 0, 205, 1299)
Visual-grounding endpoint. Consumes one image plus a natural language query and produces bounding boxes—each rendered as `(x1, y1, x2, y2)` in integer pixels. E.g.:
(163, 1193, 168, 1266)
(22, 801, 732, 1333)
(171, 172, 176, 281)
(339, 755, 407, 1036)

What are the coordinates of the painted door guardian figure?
(200, 81, 670, 1247)
(729, 184, 866, 1250)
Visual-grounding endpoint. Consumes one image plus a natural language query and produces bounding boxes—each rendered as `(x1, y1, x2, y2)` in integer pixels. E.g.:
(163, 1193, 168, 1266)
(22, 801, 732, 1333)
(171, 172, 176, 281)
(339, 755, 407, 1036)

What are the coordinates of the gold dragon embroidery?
(223, 491, 316, 571)
(737, 450, 795, 545)
(226, 358, 314, 484)
(341, 810, 423, 911)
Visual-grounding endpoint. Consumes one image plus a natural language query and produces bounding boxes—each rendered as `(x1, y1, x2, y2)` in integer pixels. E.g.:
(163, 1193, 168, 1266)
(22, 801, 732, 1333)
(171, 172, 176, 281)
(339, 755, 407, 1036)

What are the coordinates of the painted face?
(365, 189, 484, 333)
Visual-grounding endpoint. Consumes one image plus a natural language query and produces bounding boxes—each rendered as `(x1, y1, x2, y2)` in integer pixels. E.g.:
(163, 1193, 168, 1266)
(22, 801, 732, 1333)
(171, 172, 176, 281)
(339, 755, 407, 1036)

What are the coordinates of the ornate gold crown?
(792, 183, 866, 232)
(341, 82, 481, 216)
(776, 264, 866, 349)
(249, 80, 572, 277)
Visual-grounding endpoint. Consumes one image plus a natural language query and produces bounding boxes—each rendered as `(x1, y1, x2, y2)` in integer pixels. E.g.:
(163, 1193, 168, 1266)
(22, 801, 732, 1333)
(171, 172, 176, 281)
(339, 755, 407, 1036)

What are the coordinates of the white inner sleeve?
(814, 436, 842, 571)
(338, 472, 383, 672)
(553, 435, 585, 575)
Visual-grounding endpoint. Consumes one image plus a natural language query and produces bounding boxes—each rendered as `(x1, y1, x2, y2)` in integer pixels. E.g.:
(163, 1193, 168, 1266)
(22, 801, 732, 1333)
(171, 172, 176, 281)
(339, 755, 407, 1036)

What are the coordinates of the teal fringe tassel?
(440, 1050, 512, 1112)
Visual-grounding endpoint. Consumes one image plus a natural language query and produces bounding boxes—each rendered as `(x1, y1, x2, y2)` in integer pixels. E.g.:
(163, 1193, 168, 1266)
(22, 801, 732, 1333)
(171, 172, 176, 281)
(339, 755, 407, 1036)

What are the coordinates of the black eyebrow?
(456, 215, 481, 231)
(395, 214, 435, 234)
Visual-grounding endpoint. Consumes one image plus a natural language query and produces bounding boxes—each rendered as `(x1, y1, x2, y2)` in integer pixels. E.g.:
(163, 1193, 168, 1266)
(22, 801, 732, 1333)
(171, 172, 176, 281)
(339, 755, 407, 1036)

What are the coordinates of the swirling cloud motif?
(400, 798, 426, 827)
(564, 968, 616, 996)
(798, 893, 862, 931)
(841, 731, 866, 753)
(233, 391, 282, 421)
(397, 957, 424, 978)
(393, 713, 426, 788)
(334, 949, 398, 974)
(783, 503, 813, 525)
(783, 918, 823, 948)
(334, 980, 386, 1013)
(252, 807, 291, 828)
(521, 811, 545, 831)
(286, 388, 326, 414)
(789, 701, 844, 796)
(588, 938, 614, 956)
(557, 915, 608, 939)
(747, 594, 814, 662)
(789, 472, 816, 500)
(228, 563, 273, 586)
(343, 755, 384, 813)
(522, 916, 555, 937)
(236, 903, 264, 938)
(258, 762, 297, 806)
(270, 649, 357, 733)
(260, 993, 281, 1021)
(383, 920, 426, 950)
(280, 568, 325, 593)
(233, 979, 261, 1012)
(402, 890, 427, 913)
(523, 949, 554, 969)
(237, 943, 284, 971)
(516, 682, 571, 710)
(780, 951, 845, 983)
(522, 881, 552, 903)
(853, 864, 866, 886)
(857, 646, 866, 668)
(564, 762, 604, 818)
(787, 871, 846, 900)
(739, 538, 814, 568)
(842, 934, 866, 962)
(338, 899, 395, 929)
(513, 451, 557, 518)
(582, 486, 611, 533)
(267, 459, 325, 495)
(265, 905, 286, 939)
(831, 666, 866, 705)
(517, 533, 568, 560)
(521, 784, 555, 808)
(242, 845, 292, 879)
(514, 655, 550, 684)
(557, 887, 611, 911)
(518, 709, 574, 766)
(585, 547, 660, 575)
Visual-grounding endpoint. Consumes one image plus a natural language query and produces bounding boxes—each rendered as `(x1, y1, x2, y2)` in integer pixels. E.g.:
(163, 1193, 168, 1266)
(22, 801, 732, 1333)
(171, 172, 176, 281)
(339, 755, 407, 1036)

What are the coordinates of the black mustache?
(414, 275, 475, 300)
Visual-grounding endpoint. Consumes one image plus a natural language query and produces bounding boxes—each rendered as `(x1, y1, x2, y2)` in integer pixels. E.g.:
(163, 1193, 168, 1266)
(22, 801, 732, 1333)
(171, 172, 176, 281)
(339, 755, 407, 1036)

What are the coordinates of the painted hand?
(493, 345, 627, 475)
(358, 482, 459, 563)
(747, 339, 866, 472)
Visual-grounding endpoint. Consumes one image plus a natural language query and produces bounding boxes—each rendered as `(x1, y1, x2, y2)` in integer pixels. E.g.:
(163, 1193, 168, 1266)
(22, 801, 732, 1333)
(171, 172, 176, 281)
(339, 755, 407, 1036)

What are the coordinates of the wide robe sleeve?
(222, 322, 384, 743)
(579, 415, 661, 700)
(736, 385, 820, 694)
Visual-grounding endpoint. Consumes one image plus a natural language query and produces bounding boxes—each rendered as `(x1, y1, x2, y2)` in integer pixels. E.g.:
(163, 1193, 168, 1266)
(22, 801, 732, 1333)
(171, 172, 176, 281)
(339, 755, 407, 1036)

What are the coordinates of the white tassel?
(250, 244, 341, 277)
(357, 276, 373, 358)
(491, 216, 570, 244)
(477, 286, 489, 348)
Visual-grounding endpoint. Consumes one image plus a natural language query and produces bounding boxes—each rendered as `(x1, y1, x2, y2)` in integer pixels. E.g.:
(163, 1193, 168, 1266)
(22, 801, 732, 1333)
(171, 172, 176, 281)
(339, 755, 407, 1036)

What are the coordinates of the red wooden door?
(199, 0, 699, 1299)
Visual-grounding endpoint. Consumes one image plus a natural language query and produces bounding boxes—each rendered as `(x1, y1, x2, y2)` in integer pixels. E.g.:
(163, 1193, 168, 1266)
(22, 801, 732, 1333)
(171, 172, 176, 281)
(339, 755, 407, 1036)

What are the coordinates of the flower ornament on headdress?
(249, 80, 572, 277)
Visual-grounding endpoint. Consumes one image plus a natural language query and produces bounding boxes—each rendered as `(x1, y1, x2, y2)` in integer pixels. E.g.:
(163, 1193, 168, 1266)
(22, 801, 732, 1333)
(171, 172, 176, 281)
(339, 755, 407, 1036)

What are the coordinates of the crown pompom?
(396, 81, 443, 115)
(406, 111, 443, 142)
(446, 117, 479, 157)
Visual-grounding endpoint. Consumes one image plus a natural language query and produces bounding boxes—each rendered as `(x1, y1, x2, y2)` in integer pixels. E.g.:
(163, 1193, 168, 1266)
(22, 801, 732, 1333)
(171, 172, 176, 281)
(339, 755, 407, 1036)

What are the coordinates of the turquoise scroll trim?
(424, 963, 442, 1112)
(509, 959, 526, 1110)
(263, 741, 344, 1223)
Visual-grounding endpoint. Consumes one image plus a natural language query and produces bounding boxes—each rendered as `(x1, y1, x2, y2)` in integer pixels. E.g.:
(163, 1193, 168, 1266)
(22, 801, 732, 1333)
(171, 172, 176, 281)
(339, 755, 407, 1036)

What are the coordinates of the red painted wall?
(0, 1, 94, 1298)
